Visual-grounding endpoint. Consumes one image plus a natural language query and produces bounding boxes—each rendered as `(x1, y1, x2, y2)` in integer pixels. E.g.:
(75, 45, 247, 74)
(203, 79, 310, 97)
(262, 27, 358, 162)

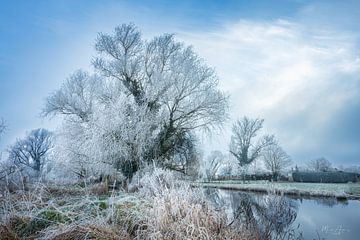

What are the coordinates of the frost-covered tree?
(44, 24, 228, 181)
(43, 70, 97, 122)
(229, 117, 275, 168)
(307, 157, 332, 172)
(218, 154, 237, 177)
(263, 143, 292, 179)
(219, 163, 233, 177)
(204, 151, 225, 180)
(93, 24, 228, 165)
(8, 128, 53, 178)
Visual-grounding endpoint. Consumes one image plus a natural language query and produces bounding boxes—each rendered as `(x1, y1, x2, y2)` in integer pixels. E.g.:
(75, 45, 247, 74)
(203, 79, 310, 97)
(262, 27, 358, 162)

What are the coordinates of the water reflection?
(204, 188, 360, 240)
(204, 188, 300, 239)
(310, 197, 348, 207)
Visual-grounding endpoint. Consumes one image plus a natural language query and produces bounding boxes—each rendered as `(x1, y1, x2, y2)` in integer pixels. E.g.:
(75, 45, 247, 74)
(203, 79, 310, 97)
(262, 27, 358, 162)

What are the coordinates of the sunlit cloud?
(181, 19, 360, 164)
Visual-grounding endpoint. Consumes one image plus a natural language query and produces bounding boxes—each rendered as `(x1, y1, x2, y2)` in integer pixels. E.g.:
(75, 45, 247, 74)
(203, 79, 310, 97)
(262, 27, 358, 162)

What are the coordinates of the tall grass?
(0, 168, 254, 239)
(135, 168, 251, 239)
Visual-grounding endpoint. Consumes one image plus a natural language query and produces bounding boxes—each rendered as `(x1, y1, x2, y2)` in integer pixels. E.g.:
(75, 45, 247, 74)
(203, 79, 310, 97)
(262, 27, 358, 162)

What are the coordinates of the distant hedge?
(292, 171, 360, 183)
(216, 173, 273, 181)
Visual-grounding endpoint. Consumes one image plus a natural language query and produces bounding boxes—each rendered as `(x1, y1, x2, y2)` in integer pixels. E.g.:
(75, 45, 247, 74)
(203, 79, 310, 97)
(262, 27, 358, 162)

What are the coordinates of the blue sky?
(1, 0, 360, 166)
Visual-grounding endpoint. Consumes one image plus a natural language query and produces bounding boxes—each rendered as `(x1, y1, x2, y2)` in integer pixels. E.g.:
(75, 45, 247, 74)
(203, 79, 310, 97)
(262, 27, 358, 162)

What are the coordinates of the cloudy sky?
(1, 0, 359, 166)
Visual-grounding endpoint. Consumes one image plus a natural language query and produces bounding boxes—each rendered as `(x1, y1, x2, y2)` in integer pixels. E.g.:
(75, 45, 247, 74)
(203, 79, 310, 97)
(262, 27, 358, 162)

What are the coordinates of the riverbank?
(192, 181, 360, 200)
(0, 170, 254, 239)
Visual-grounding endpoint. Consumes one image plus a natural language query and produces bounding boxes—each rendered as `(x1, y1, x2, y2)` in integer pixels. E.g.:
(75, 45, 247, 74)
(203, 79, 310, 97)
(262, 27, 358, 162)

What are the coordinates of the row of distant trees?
(203, 117, 352, 180)
(204, 151, 338, 181)
(1, 115, 337, 183)
(0, 113, 337, 184)
(203, 117, 291, 180)
(0, 116, 289, 182)
(306, 157, 332, 172)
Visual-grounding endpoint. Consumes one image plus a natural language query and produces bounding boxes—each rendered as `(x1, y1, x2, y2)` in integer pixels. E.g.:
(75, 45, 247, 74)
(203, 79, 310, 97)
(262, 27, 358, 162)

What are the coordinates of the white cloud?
(180, 20, 360, 164)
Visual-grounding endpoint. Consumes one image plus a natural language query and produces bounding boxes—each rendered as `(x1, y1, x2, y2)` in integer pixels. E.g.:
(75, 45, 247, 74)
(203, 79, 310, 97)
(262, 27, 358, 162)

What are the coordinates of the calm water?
(204, 188, 360, 240)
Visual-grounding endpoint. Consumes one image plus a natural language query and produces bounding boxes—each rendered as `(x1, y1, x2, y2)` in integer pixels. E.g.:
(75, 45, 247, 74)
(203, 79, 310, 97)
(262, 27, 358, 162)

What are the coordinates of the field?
(192, 180, 360, 199)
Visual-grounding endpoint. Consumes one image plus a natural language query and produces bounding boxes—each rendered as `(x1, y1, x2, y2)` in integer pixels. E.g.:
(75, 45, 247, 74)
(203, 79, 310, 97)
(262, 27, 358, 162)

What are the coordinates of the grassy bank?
(0, 170, 255, 240)
(192, 180, 360, 200)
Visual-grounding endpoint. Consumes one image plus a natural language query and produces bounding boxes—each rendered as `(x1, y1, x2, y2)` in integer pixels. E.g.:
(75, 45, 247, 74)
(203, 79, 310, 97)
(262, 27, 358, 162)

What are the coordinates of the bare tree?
(229, 117, 275, 168)
(8, 128, 53, 177)
(204, 151, 225, 180)
(307, 157, 332, 172)
(263, 144, 292, 180)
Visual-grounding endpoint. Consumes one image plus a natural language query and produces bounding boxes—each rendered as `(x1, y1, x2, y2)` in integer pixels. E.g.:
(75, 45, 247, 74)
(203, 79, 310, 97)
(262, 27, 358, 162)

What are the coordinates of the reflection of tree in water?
(203, 188, 227, 208)
(313, 197, 348, 207)
(259, 195, 299, 239)
(204, 189, 301, 239)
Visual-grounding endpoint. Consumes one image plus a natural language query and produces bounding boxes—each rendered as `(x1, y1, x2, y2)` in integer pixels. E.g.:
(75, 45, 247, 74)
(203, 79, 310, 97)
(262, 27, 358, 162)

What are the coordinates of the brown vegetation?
(0, 170, 254, 240)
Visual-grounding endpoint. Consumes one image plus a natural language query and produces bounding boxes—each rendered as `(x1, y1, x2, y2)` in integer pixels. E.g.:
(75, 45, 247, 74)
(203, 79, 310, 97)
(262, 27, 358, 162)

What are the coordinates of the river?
(204, 188, 360, 239)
